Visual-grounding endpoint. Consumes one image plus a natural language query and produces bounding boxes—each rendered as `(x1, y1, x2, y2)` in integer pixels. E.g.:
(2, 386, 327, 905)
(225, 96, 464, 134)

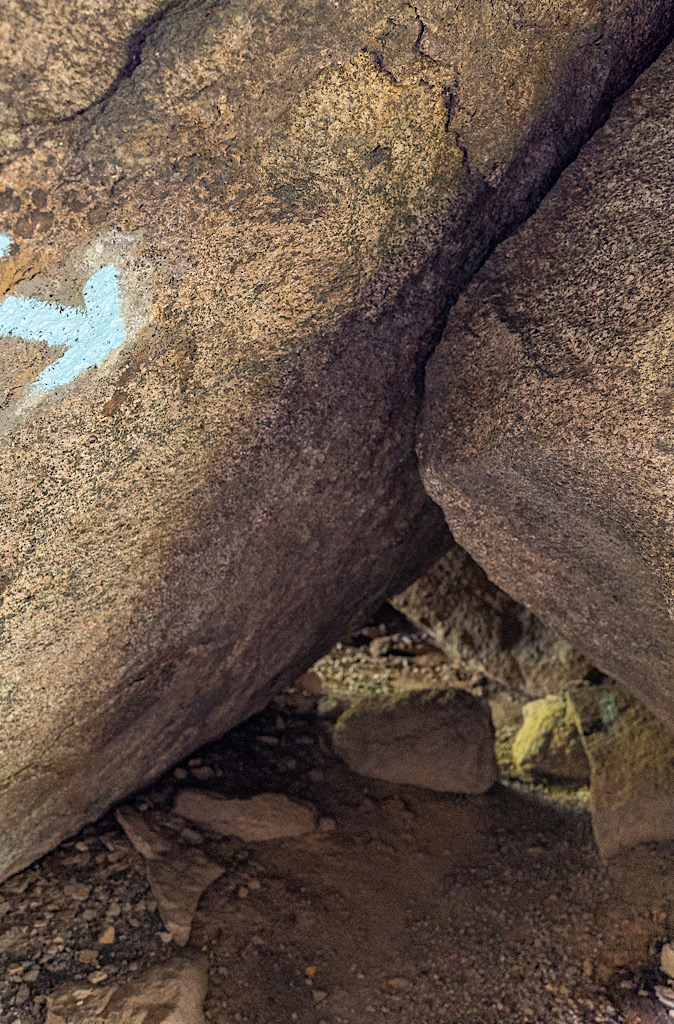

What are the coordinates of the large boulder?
(419, 37, 674, 733)
(392, 546, 591, 696)
(567, 682, 674, 857)
(1, 0, 674, 880)
(45, 958, 208, 1024)
(333, 689, 498, 793)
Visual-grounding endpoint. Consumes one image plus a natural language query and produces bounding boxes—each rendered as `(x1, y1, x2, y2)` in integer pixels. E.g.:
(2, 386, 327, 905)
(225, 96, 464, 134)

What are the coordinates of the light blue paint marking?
(0, 235, 126, 391)
(0, 234, 12, 258)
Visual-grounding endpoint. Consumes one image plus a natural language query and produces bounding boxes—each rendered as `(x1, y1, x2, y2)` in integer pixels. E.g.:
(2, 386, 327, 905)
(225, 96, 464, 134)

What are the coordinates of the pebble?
(98, 926, 115, 944)
(87, 970, 108, 984)
(318, 817, 337, 833)
(655, 985, 674, 1010)
(64, 882, 92, 902)
(180, 827, 205, 844)
(662, 942, 674, 979)
(14, 983, 30, 1006)
(174, 768, 189, 780)
(78, 949, 99, 965)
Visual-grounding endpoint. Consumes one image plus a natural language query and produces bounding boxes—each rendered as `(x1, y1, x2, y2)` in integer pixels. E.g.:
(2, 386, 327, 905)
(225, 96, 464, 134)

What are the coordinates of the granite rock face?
(0, 0, 170, 154)
(420, 38, 674, 733)
(2, 0, 674, 880)
(392, 547, 591, 697)
(333, 689, 498, 793)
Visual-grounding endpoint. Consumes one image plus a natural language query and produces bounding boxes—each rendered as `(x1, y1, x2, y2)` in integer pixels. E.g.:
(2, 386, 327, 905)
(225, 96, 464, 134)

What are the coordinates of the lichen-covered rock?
(392, 547, 591, 697)
(567, 682, 674, 857)
(2, 0, 674, 881)
(512, 695, 589, 784)
(333, 689, 498, 793)
(419, 37, 674, 734)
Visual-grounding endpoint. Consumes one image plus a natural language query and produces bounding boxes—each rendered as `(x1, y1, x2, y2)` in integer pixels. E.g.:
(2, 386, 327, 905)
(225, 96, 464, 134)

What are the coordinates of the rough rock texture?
(116, 807, 224, 945)
(2, 0, 674, 881)
(567, 682, 674, 858)
(174, 791, 316, 841)
(45, 957, 208, 1024)
(661, 942, 674, 980)
(333, 689, 498, 793)
(0, 1, 170, 153)
(420, 38, 674, 733)
(392, 547, 591, 697)
(512, 695, 590, 784)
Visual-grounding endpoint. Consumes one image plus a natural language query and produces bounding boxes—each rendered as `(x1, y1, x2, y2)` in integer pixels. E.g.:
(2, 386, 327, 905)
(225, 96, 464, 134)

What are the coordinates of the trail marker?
(0, 234, 126, 391)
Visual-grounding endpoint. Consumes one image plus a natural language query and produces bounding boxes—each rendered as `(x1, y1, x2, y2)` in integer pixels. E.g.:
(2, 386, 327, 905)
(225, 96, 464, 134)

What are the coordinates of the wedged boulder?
(567, 682, 674, 858)
(1, 0, 674, 882)
(419, 38, 674, 734)
(333, 689, 498, 793)
(392, 547, 591, 697)
(512, 695, 589, 784)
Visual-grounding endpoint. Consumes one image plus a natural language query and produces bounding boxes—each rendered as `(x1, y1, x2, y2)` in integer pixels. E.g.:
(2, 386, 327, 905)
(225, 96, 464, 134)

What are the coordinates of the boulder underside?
(2, 0, 674, 879)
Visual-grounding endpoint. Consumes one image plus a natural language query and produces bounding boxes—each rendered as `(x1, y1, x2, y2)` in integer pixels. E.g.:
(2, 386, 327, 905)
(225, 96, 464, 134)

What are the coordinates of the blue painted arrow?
(0, 233, 126, 391)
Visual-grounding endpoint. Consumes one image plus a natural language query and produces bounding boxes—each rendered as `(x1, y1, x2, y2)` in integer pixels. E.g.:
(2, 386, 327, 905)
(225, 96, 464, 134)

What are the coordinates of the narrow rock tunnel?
(3, 0, 674, 1019)
(5, 567, 674, 1023)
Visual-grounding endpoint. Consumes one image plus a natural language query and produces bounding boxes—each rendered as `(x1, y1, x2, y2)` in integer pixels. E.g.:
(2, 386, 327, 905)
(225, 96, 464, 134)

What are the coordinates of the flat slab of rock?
(2, 0, 674, 881)
(393, 547, 590, 696)
(333, 689, 498, 794)
(46, 957, 208, 1024)
(174, 791, 316, 841)
(567, 682, 674, 858)
(116, 806, 223, 945)
(419, 38, 674, 731)
(146, 854, 224, 946)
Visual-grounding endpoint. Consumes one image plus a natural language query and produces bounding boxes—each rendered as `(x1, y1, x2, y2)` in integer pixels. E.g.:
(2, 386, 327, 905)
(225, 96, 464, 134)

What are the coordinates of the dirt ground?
(2, 679, 674, 1023)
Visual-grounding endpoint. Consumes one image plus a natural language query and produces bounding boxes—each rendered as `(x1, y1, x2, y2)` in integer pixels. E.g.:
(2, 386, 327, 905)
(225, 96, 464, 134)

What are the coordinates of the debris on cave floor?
(3, 670, 674, 1024)
(314, 606, 591, 808)
(45, 957, 208, 1024)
